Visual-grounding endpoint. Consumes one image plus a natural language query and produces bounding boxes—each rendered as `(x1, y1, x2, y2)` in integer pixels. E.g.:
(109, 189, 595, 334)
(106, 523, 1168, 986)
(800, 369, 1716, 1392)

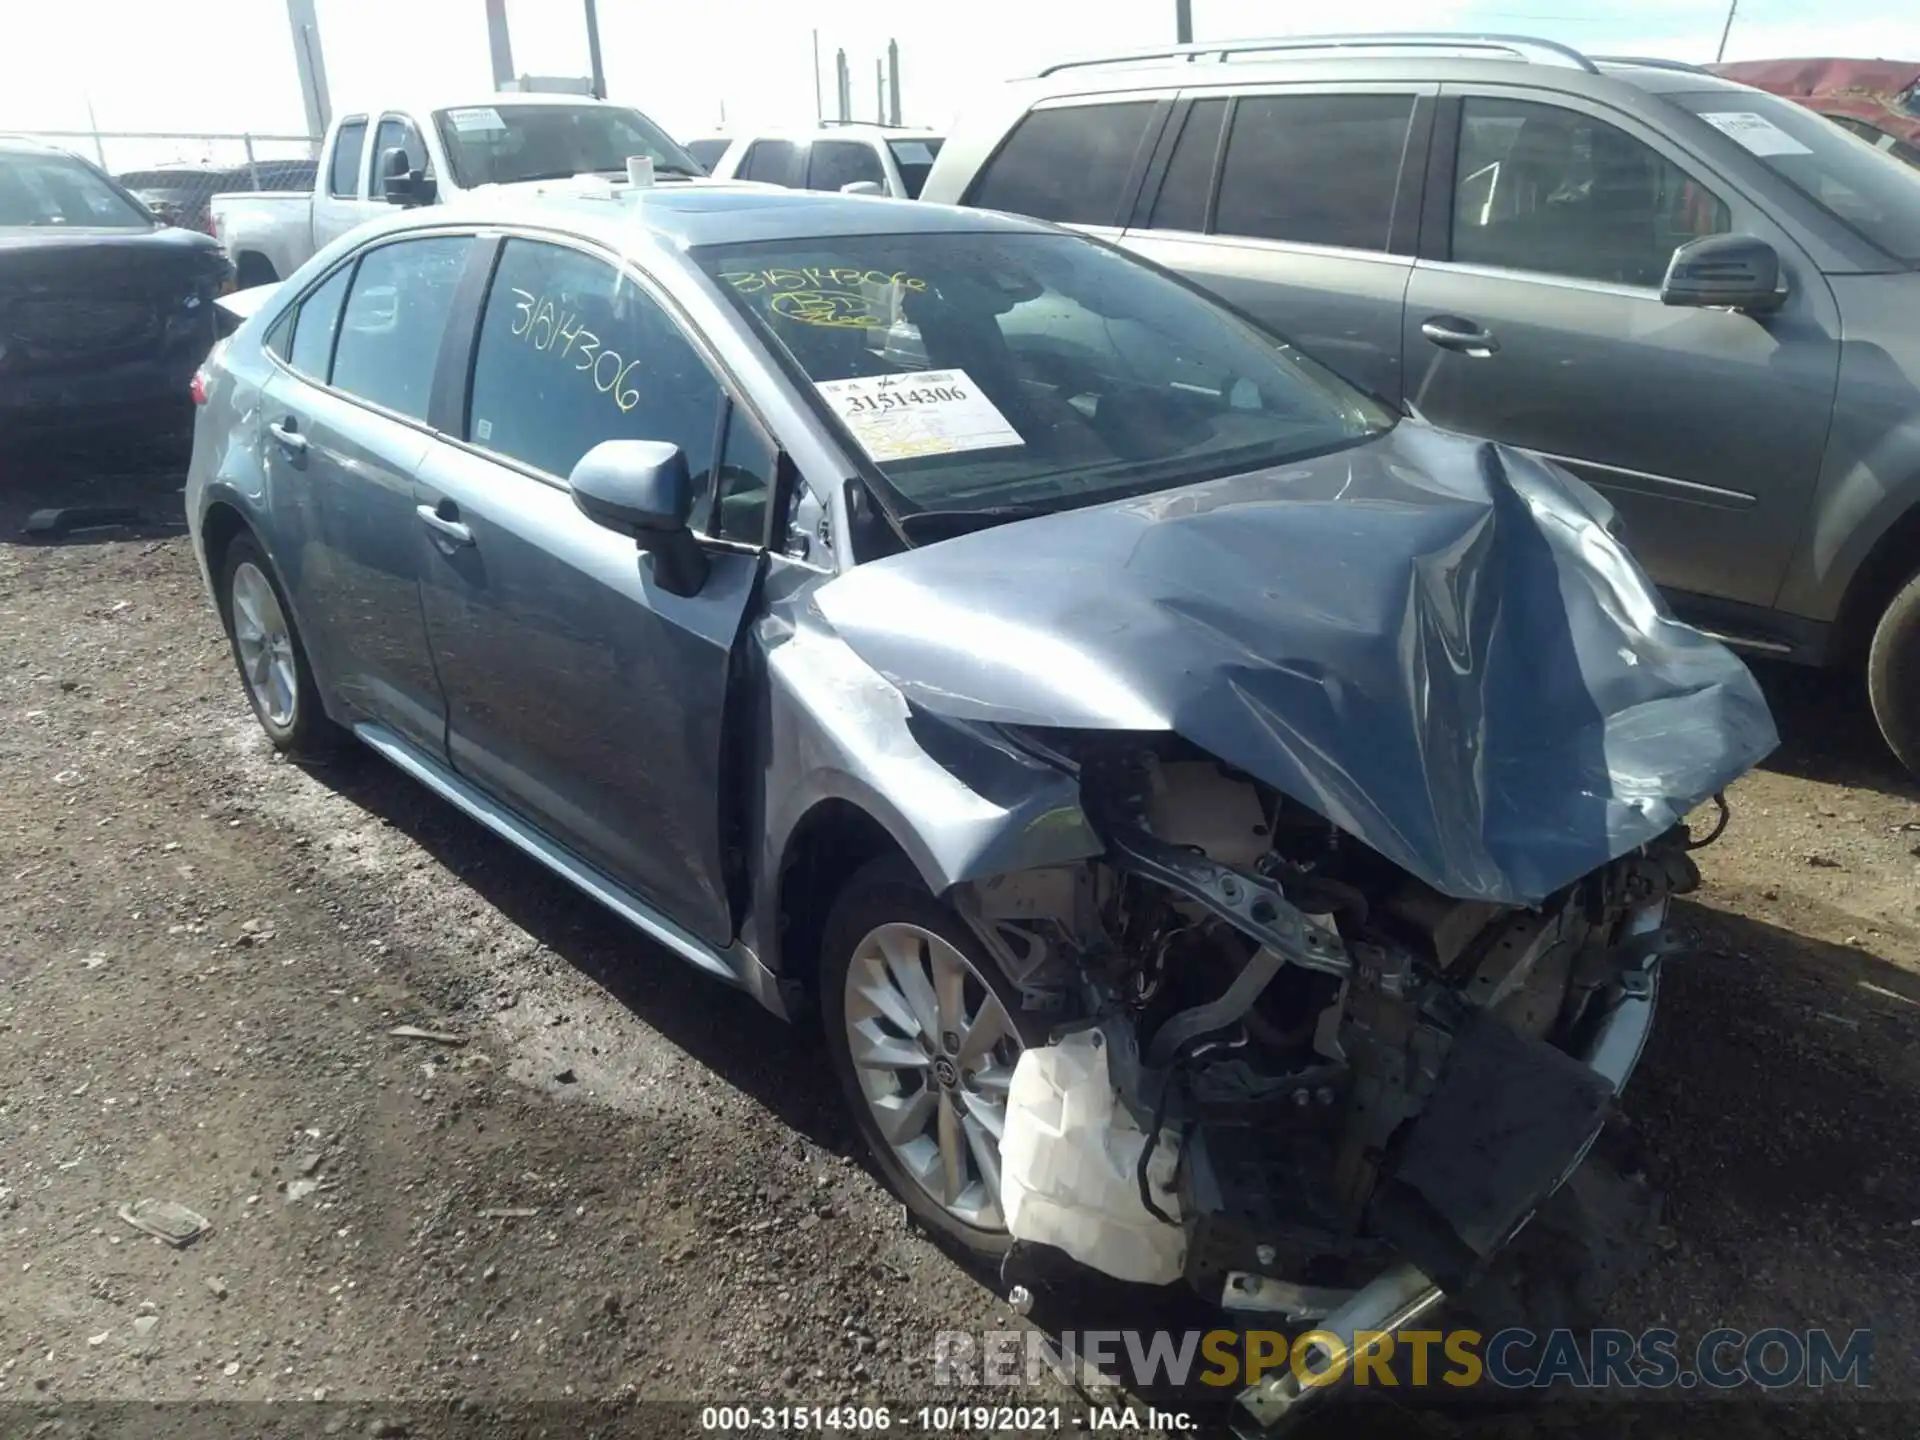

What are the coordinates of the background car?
(1711, 56, 1920, 167)
(679, 134, 731, 172)
(923, 31, 1920, 777)
(1, 137, 230, 442)
(705, 122, 945, 197)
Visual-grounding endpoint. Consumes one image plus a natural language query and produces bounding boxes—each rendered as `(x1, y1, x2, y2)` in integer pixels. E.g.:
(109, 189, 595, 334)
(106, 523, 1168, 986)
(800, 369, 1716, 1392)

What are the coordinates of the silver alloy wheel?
(229, 561, 298, 730)
(843, 921, 1022, 1230)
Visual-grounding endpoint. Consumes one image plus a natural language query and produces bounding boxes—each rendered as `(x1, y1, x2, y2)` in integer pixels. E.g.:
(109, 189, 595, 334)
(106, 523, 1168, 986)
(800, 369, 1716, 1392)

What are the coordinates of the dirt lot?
(2, 445, 1917, 1439)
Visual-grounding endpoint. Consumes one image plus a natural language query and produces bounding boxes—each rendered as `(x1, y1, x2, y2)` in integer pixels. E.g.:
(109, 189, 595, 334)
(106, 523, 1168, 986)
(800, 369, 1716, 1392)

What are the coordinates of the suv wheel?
(217, 534, 343, 758)
(1868, 571, 1920, 780)
(821, 857, 1028, 1259)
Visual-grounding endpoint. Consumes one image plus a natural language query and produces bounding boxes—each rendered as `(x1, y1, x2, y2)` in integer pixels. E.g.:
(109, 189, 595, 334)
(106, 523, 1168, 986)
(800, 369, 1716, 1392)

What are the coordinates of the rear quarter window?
(967, 102, 1159, 226)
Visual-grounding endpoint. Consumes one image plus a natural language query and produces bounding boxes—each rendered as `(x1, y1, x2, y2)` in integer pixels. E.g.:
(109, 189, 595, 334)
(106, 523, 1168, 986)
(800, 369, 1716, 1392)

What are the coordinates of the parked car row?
(694, 121, 947, 198)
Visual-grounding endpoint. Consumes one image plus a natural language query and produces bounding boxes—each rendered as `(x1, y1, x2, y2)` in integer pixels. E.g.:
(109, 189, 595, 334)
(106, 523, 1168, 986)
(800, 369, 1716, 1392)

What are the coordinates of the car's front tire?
(216, 533, 344, 758)
(1868, 570, 1920, 780)
(820, 856, 1031, 1261)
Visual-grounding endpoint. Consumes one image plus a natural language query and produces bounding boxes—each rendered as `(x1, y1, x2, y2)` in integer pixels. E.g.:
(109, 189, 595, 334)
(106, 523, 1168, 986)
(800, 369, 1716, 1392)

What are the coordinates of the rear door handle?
(416, 502, 474, 547)
(1420, 317, 1500, 357)
(267, 418, 308, 454)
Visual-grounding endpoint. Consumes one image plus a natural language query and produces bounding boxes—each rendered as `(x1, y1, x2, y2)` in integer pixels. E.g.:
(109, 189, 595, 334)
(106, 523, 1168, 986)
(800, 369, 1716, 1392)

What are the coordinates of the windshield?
(432, 104, 701, 187)
(1672, 89, 1920, 264)
(885, 137, 944, 198)
(0, 152, 151, 228)
(697, 231, 1392, 522)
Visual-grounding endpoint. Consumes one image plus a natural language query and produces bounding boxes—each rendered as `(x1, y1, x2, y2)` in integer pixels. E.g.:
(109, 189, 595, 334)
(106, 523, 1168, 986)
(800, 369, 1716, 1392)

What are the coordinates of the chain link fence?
(8, 130, 319, 235)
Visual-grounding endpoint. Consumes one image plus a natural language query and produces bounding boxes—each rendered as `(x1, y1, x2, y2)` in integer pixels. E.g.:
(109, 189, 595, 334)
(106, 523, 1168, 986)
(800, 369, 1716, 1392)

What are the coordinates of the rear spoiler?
(214, 282, 280, 337)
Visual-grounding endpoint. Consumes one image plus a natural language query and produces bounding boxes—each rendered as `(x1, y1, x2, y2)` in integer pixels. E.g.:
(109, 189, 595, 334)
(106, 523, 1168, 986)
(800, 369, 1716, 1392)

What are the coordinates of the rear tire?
(1867, 571, 1920, 779)
(820, 856, 1033, 1262)
(216, 534, 344, 759)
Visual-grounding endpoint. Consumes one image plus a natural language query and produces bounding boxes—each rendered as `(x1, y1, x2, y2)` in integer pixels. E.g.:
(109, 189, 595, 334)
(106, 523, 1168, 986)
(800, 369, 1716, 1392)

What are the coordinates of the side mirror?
(380, 146, 436, 207)
(839, 180, 885, 196)
(568, 440, 709, 597)
(1660, 234, 1785, 314)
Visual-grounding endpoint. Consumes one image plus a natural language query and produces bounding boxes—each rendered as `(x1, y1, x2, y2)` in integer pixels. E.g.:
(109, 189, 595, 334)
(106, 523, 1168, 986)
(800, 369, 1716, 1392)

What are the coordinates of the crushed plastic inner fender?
(812, 419, 1775, 1428)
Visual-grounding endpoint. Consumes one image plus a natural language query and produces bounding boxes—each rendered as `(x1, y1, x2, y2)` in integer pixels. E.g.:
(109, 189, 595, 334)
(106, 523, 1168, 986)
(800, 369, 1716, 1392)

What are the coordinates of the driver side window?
(466, 239, 725, 522)
(1452, 97, 1730, 287)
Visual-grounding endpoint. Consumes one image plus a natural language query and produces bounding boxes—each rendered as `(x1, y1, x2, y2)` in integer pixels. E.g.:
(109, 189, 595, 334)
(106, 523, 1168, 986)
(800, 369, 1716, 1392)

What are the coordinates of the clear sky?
(4, 0, 1918, 167)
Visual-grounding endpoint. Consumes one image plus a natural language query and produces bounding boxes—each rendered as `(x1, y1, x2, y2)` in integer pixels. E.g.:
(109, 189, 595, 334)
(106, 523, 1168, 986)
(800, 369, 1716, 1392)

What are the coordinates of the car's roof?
(422, 180, 1048, 252)
(738, 124, 945, 141)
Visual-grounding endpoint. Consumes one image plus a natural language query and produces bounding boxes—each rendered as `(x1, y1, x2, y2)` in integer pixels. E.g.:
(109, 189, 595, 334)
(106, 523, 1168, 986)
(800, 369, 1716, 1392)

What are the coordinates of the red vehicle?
(1711, 57, 1920, 165)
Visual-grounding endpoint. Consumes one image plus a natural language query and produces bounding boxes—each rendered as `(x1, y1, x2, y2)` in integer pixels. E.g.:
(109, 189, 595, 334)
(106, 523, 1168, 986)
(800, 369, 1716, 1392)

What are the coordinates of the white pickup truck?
(210, 94, 709, 286)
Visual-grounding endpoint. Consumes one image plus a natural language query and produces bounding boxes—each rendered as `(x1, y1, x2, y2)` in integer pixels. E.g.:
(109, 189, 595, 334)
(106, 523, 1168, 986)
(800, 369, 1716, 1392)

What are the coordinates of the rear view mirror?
(379, 146, 437, 207)
(1660, 234, 1785, 314)
(840, 180, 885, 196)
(568, 440, 709, 597)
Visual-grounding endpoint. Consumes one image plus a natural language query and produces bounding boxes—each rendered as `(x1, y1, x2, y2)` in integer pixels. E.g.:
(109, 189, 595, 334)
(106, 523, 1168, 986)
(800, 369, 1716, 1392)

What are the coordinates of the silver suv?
(923, 33, 1920, 777)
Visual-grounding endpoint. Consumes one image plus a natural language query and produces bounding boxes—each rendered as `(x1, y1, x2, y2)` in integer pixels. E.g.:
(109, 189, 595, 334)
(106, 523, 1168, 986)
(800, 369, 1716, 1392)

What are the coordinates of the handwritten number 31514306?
(510, 289, 642, 414)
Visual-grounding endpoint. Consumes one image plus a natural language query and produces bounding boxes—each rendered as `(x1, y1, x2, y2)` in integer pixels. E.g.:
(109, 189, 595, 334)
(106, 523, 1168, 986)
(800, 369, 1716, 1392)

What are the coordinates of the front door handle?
(267, 418, 308, 454)
(416, 502, 474, 547)
(1420, 317, 1500, 357)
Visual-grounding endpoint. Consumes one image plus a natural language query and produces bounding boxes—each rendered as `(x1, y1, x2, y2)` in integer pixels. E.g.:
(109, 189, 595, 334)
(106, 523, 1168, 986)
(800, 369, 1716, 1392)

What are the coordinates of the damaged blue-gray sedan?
(188, 183, 1776, 1427)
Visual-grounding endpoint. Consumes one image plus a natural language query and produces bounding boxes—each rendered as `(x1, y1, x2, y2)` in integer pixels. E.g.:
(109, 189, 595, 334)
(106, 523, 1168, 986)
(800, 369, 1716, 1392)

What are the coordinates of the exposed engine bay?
(951, 733, 1710, 1425)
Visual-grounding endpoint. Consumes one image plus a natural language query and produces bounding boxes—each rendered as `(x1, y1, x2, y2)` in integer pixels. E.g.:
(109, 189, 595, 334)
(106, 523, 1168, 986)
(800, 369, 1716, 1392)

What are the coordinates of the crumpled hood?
(814, 422, 1778, 905)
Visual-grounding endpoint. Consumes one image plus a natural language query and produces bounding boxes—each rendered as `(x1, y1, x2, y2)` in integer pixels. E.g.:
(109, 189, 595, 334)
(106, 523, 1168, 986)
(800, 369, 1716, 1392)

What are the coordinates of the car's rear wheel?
(217, 534, 343, 758)
(821, 857, 1028, 1259)
(1868, 570, 1920, 779)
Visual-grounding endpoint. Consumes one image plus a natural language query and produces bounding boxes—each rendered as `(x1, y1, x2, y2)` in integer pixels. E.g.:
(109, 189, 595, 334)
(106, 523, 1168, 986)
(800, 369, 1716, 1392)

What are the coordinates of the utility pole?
(284, 0, 333, 141)
(835, 49, 851, 122)
(484, 0, 515, 89)
(1176, 0, 1192, 45)
(887, 39, 901, 125)
(876, 59, 885, 124)
(1715, 0, 1738, 63)
(813, 30, 824, 124)
(584, 0, 606, 97)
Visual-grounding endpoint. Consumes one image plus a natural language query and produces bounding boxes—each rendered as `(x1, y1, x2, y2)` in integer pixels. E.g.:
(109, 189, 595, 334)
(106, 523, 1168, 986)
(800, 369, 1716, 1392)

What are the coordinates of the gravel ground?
(2, 443, 1916, 1439)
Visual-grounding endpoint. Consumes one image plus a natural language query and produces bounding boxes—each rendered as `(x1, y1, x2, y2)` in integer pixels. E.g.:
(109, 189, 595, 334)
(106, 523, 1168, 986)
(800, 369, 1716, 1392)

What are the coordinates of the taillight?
(190, 369, 210, 405)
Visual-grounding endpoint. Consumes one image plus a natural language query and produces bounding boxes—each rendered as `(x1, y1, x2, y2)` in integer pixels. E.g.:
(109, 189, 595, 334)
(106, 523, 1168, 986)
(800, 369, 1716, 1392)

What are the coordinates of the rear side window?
(1148, 98, 1228, 232)
(465, 239, 722, 500)
(329, 236, 468, 420)
(808, 141, 886, 192)
(739, 139, 800, 186)
(329, 120, 367, 198)
(286, 263, 352, 378)
(1213, 94, 1414, 251)
(968, 102, 1158, 225)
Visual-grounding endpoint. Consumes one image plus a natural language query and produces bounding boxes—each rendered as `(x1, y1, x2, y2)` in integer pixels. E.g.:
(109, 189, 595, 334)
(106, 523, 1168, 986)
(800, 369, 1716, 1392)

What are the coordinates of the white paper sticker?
(891, 141, 935, 165)
(475, 418, 493, 441)
(447, 106, 507, 133)
(1698, 111, 1813, 157)
(815, 369, 1022, 462)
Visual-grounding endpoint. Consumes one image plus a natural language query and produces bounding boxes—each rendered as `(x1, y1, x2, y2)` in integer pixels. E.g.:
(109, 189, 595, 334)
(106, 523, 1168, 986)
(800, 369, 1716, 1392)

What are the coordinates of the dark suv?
(924, 33, 1920, 776)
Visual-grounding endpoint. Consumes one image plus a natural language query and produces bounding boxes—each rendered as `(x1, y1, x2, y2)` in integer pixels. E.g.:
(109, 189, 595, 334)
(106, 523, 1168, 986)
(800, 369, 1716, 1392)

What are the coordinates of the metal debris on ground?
(205, 1276, 229, 1300)
(118, 1198, 211, 1248)
(480, 1207, 540, 1220)
(386, 1024, 466, 1046)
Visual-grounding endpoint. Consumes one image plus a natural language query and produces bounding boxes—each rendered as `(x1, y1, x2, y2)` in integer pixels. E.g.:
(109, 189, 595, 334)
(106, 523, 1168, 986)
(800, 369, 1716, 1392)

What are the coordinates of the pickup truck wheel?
(821, 856, 1028, 1260)
(217, 535, 343, 758)
(1868, 571, 1920, 779)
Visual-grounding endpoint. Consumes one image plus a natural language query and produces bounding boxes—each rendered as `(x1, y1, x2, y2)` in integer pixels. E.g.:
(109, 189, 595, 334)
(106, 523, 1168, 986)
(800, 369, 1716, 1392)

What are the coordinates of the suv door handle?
(416, 501, 474, 547)
(267, 418, 308, 454)
(1420, 317, 1500, 357)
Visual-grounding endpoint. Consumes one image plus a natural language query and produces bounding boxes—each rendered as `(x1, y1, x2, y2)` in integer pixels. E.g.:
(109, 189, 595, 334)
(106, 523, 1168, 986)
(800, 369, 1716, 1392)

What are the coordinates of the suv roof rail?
(818, 118, 920, 130)
(1036, 31, 1600, 78)
(1590, 54, 1712, 74)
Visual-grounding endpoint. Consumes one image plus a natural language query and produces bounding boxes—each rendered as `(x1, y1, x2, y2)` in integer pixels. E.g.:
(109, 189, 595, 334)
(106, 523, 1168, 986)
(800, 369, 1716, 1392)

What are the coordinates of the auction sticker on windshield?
(446, 107, 507, 133)
(1698, 111, 1813, 156)
(815, 369, 1022, 462)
